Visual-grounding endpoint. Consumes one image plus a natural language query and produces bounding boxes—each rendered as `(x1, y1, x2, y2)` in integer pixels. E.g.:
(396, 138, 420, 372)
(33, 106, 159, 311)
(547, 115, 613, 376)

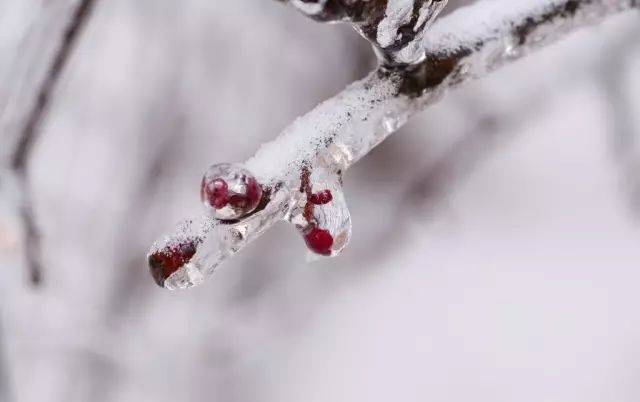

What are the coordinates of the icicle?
(287, 165, 351, 259)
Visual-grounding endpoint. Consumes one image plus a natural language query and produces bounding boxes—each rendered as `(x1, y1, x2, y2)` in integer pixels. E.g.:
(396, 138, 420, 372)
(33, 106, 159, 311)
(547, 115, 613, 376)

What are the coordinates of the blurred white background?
(0, 1, 639, 401)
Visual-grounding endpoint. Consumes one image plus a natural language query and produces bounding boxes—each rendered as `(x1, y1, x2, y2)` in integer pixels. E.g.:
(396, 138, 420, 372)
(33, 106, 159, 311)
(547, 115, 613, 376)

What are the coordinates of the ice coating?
(366, 0, 449, 65)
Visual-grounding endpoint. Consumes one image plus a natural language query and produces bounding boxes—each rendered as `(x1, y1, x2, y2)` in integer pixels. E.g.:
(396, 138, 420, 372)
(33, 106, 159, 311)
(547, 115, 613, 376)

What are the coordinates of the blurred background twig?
(1, 0, 98, 285)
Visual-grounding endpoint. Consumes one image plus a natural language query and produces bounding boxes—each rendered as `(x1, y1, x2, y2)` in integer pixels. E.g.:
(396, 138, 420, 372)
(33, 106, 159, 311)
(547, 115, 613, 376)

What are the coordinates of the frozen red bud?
(148, 240, 198, 287)
(304, 227, 334, 256)
(309, 189, 333, 205)
(201, 178, 229, 209)
(201, 163, 263, 220)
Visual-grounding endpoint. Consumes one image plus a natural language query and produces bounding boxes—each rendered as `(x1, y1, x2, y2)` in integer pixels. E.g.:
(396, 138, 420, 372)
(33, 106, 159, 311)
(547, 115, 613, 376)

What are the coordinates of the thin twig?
(10, 0, 97, 171)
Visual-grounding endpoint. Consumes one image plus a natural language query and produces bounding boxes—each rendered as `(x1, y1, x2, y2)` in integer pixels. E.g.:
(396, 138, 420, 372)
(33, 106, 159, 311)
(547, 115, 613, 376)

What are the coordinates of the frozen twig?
(0, 0, 98, 285)
(152, 0, 638, 290)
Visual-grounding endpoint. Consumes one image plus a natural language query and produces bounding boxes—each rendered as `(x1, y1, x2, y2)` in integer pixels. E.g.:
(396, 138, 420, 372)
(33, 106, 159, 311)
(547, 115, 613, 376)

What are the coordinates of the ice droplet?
(201, 163, 262, 220)
(288, 165, 351, 259)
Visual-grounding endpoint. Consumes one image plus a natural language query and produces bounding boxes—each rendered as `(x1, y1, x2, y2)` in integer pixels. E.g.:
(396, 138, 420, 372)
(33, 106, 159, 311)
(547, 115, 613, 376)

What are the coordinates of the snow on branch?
(149, 0, 638, 290)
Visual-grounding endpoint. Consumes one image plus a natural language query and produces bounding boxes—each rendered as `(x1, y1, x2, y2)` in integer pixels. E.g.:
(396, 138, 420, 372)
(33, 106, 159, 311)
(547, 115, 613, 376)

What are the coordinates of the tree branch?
(153, 0, 638, 290)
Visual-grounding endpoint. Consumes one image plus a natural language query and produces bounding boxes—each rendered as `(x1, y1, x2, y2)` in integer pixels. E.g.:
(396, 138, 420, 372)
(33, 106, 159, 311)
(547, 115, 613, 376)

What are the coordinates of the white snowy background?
(1, 1, 639, 401)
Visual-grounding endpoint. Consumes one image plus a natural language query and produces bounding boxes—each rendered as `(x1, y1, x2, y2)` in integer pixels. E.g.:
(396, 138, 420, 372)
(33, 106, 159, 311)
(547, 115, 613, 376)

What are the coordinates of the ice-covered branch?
(150, 0, 638, 290)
